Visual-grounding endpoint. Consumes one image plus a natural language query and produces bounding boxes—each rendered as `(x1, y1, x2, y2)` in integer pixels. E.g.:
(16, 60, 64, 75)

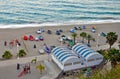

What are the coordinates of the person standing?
(33, 44, 36, 48)
(17, 63, 20, 70)
(4, 41, 7, 46)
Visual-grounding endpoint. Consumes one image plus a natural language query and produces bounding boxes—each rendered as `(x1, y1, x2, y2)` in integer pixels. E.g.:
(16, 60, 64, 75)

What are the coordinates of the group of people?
(4, 39, 21, 48)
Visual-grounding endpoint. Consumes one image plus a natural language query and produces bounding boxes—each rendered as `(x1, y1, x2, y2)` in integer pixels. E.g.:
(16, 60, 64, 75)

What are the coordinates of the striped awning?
(52, 46, 78, 64)
(72, 43, 98, 59)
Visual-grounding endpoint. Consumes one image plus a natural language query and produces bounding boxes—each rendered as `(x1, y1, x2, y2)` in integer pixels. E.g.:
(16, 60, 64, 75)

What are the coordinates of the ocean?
(0, 0, 120, 28)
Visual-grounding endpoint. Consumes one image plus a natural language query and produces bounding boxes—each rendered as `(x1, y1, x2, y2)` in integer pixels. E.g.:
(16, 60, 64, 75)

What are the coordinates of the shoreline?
(0, 20, 120, 29)
(0, 22, 119, 40)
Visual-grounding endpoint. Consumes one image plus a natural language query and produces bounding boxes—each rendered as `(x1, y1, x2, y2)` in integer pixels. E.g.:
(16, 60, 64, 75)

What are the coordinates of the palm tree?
(71, 33, 77, 45)
(86, 34, 93, 44)
(2, 50, 13, 59)
(80, 32, 87, 43)
(36, 64, 45, 74)
(18, 49, 26, 57)
(107, 48, 120, 68)
(97, 48, 120, 68)
(106, 32, 118, 49)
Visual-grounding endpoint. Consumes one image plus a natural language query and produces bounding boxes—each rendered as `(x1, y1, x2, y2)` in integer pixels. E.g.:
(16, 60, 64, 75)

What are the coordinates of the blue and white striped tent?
(72, 43, 103, 66)
(51, 46, 81, 71)
(51, 44, 103, 72)
(52, 46, 78, 64)
(72, 44, 95, 59)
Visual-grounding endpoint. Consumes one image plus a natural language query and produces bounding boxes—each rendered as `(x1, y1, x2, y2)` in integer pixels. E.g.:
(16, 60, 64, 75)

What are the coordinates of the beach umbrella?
(23, 35, 28, 40)
(58, 29, 63, 32)
(61, 35, 67, 40)
(56, 30, 61, 35)
(39, 36, 44, 41)
(70, 29, 75, 33)
(35, 37, 39, 41)
(40, 28, 45, 32)
(29, 35, 34, 41)
(92, 26, 96, 29)
(91, 29, 96, 33)
(67, 36, 72, 40)
(101, 32, 106, 37)
(74, 26, 78, 30)
(68, 40, 74, 46)
(36, 30, 42, 34)
(82, 25, 86, 29)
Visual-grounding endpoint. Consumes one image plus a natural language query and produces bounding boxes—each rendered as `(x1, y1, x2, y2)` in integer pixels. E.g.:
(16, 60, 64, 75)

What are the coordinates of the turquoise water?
(0, 0, 120, 27)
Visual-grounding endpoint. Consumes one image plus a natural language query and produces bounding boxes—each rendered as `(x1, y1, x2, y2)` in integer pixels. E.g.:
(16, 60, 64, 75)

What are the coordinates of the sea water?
(0, 0, 120, 28)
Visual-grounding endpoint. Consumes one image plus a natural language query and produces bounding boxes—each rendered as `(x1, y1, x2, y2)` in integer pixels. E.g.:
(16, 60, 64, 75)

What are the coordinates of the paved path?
(0, 54, 61, 79)
(0, 54, 49, 67)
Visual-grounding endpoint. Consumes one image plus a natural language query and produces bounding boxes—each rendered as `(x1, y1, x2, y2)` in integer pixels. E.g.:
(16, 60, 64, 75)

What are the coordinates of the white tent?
(72, 43, 103, 67)
(51, 44, 103, 72)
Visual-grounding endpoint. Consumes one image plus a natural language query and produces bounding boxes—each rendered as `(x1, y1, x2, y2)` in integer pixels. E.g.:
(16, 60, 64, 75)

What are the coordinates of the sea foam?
(0, 20, 120, 29)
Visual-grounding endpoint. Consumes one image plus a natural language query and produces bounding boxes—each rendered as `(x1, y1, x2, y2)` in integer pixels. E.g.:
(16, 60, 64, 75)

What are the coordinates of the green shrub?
(79, 65, 120, 79)
(17, 49, 26, 57)
(2, 50, 13, 59)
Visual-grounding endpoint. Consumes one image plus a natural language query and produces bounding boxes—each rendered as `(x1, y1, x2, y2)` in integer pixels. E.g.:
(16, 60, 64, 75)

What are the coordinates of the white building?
(51, 43, 103, 72)
(72, 43, 103, 67)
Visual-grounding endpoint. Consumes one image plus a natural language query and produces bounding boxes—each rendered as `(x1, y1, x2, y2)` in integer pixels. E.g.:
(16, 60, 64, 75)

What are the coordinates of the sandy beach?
(0, 22, 120, 57)
(0, 22, 120, 79)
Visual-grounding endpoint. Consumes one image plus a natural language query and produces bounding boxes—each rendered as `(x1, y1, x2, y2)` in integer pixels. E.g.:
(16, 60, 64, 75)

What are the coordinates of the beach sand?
(0, 22, 120, 79)
(0, 22, 120, 57)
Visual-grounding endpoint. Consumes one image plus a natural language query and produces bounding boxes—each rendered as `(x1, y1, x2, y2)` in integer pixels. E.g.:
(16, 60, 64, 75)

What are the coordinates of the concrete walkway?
(0, 54, 61, 79)
(0, 54, 49, 67)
